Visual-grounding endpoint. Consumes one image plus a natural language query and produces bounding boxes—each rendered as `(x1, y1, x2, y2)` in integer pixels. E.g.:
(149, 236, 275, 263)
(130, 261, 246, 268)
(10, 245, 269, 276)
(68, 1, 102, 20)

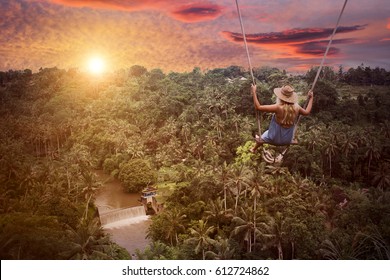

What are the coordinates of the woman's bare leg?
(250, 135, 264, 153)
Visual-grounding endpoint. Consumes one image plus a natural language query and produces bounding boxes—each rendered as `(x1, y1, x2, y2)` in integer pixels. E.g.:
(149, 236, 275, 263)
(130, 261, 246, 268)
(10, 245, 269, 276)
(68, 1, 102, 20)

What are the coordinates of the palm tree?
(303, 126, 325, 153)
(231, 206, 261, 253)
(80, 169, 101, 221)
(136, 241, 174, 260)
(379, 120, 390, 139)
(339, 132, 358, 158)
(181, 122, 191, 144)
(216, 162, 229, 212)
(205, 237, 235, 260)
(266, 212, 288, 260)
(188, 140, 204, 160)
(231, 114, 242, 134)
(364, 139, 381, 176)
(0, 140, 26, 182)
(210, 115, 224, 139)
(0, 188, 14, 214)
(371, 162, 390, 190)
(240, 116, 254, 132)
(164, 208, 187, 246)
(188, 220, 215, 260)
(250, 176, 268, 251)
(226, 165, 253, 214)
(324, 137, 338, 176)
(320, 237, 367, 260)
(62, 218, 113, 260)
(203, 197, 233, 230)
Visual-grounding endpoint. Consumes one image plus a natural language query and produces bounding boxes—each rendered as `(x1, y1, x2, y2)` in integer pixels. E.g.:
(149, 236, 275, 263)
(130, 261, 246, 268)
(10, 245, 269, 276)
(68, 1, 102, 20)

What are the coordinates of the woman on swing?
(250, 84, 314, 153)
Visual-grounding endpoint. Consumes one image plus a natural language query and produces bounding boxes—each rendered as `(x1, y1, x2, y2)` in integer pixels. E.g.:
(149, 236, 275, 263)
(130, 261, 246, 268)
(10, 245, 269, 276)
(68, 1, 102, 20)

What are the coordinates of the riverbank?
(94, 170, 151, 256)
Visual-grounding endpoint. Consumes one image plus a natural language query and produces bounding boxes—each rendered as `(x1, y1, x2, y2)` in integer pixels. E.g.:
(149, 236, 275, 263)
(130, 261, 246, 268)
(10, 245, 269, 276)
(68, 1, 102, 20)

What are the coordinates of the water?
(99, 206, 146, 225)
(104, 216, 151, 255)
(94, 170, 151, 256)
(94, 170, 141, 211)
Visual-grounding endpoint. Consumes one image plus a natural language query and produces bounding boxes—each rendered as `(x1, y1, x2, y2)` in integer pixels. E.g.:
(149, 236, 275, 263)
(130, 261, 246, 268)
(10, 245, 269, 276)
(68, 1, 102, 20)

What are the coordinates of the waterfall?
(94, 170, 151, 253)
(99, 206, 147, 226)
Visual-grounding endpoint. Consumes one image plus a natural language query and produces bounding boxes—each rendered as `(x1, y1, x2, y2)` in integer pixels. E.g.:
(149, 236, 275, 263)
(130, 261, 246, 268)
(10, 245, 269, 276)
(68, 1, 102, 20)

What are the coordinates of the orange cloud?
(387, 18, 390, 29)
(49, 0, 224, 22)
(49, 0, 164, 11)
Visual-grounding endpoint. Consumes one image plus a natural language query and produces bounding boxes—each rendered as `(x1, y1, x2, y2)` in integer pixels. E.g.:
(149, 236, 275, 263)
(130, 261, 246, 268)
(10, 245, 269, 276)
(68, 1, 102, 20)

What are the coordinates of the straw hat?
(274, 85, 298, 104)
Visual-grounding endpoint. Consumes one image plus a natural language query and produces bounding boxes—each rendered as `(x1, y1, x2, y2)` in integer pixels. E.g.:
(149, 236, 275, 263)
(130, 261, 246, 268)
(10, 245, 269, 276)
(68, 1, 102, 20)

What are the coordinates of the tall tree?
(188, 220, 215, 260)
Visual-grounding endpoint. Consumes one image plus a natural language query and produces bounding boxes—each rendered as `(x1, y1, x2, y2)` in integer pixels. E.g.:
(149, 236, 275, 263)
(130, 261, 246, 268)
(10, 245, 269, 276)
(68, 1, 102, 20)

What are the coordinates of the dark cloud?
(221, 25, 366, 59)
(294, 38, 357, 56)
(170, 4, 223, 23)
(222, 25, 366, 45)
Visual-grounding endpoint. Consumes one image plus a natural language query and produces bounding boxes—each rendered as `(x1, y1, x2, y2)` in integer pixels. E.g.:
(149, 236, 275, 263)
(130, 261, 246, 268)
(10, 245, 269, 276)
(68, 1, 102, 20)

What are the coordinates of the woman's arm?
(251, 84, 278, 112)
(299, 90, 314, 115)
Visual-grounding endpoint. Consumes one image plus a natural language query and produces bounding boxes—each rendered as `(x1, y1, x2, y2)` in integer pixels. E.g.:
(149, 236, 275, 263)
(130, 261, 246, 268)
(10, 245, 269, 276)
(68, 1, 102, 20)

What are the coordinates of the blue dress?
(260, 115, 295, 145)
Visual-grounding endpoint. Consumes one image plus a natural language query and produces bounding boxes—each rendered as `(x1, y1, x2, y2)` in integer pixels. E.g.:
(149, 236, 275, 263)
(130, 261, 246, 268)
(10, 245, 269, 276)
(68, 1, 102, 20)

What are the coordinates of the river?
(94, 170, 151, 257)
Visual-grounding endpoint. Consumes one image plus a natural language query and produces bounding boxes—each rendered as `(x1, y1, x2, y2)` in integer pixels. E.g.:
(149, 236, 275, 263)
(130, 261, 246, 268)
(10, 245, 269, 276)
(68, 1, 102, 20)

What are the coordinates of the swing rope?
(234, 0, 348, 163)
(234, 0, 262, 136)
(293, 0, 348, 138)
(234, 0, 255, 84)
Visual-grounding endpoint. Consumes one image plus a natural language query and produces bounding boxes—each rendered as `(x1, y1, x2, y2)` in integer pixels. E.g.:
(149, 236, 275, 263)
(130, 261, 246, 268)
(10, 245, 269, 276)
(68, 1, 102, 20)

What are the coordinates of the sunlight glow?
(88, 57, 105, 75)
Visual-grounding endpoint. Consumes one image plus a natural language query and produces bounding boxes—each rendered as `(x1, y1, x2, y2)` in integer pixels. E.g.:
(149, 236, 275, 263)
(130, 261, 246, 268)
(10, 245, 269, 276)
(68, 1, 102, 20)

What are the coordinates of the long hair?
(277, 98, 297, 126)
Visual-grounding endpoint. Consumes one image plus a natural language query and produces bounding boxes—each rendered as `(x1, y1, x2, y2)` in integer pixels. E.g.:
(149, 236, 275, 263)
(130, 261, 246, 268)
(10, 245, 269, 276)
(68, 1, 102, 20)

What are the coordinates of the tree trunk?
(291, 241, 295, 259)
(367, 157, 371, 176)
(253, 197, 256, 251)
(278, 241, 283, 260)
(234, 184, 241, 214)
(57, 134, 60, 153)
(223, 186, 227, 212)
(84, 194, 92, 220)
(248, 233, 252, 253)
(66, 169, 71, 195)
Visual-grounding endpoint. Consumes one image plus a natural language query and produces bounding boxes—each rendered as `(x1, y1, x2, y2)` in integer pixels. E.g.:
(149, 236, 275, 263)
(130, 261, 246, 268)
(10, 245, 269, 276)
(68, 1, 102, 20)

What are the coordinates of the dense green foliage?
(0, 65, 389, 259)
(119, 159, 157, 192)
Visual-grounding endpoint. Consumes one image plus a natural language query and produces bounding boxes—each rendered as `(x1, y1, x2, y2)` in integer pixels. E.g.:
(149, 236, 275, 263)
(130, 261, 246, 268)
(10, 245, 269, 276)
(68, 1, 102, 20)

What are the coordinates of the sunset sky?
(1, 0, 389, 73)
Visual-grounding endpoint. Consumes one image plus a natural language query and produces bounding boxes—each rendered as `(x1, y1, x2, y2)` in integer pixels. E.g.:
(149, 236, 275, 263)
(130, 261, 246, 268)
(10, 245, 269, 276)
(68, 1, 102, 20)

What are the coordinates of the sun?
(88, 57, 105, 75)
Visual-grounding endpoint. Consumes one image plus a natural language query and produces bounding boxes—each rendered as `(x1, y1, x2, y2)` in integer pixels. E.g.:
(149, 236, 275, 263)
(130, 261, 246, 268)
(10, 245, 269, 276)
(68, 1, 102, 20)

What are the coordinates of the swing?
(234, 0, 349, 163)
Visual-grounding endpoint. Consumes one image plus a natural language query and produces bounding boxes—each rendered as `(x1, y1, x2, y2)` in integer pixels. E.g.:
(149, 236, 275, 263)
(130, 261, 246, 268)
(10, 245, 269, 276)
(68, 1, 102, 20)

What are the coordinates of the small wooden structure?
(140, 187, 161, 215)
